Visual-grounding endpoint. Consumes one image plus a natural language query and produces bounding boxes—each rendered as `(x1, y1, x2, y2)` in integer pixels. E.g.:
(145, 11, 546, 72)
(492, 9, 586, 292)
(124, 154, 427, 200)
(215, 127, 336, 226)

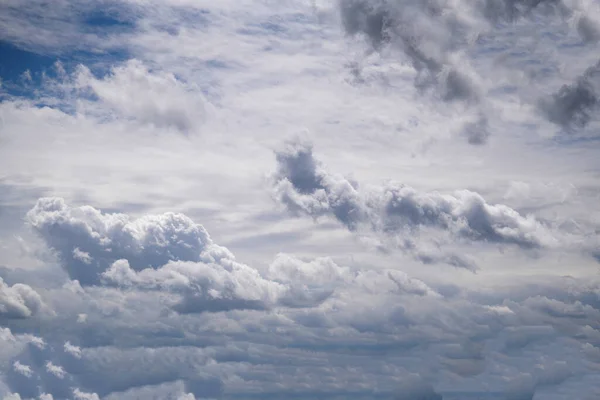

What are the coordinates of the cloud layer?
(1, 0, 600, 399)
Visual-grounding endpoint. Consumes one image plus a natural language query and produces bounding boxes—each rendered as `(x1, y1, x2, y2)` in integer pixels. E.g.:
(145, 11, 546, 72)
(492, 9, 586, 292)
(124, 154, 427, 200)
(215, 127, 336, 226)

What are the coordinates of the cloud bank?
(271, 137, 582, 269)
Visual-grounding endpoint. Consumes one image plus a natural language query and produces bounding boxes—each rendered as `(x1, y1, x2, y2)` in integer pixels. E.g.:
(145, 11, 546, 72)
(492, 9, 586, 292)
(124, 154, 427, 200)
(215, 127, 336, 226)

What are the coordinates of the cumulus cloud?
(2, 0, 600, 399)
(12, 361, 33, 378)
(27, 197, 291, 312)
(0, 277, 44, 319)
(272, 138, 562, 267)
(64, 342, 82, 359)
(45, 362, 66, 379)
(27, 197, 449, 313)
(102, 258, 284, 313)
(26, 197, 217, 285)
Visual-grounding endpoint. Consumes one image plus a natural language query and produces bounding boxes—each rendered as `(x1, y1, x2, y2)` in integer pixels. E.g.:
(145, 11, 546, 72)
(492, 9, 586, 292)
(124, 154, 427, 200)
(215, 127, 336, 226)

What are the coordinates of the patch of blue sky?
(0, 41, 56, 86)
(0, 2, 141, 101)
(0, 43, 129, 106)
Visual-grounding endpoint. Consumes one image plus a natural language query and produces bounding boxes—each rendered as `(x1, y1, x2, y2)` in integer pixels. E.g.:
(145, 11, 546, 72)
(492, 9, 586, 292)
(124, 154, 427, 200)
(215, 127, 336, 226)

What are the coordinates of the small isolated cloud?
(45, 362, 66, 379)
(12, 361, 33, 378)
(0, 277, 44, 319)
(272, 137, 560, 268)
(64, 341, 82, 359)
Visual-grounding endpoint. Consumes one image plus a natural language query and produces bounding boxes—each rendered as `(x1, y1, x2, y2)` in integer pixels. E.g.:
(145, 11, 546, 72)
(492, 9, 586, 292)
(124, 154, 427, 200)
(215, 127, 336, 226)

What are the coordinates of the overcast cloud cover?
(1, 0, 600, 399)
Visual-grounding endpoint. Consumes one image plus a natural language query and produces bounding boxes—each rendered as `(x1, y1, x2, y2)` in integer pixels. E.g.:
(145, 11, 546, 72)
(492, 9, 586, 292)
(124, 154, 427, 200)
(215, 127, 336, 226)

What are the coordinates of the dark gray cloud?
(539, 60, 600, 129)
(339, 0, 481, 104)
(272, 138, 556, 267)
(339, 0, 600, 144)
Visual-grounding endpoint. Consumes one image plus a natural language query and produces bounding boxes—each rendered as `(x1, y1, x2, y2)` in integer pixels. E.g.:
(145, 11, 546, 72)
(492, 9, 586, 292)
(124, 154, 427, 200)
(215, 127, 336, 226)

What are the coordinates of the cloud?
(12, 361, 33, 378)
(73, 388, 100, 400)
(272, 137, 561, 267)
(45, 362, 66, 379)
(339, 0, 483, 103)
(27, 197, 447, 314)
(71, 59, 206, 134)
(2, 0, 600, 399)
(539, 60, 600, 129)
(26, 197, 217, 285)
(0, 277, 44, 319)
(338, 0, 600, 143)
(64, 342, 82, 359)
(101, 258, 283, 313)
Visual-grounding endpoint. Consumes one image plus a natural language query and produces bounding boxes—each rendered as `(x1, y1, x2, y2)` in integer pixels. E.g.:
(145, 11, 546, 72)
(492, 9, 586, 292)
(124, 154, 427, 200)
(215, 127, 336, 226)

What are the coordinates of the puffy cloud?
(101, 259, 284, 313)
(26, 197, 216, 285)
(27, 197, 359, 312)
(1, 1, 600, 399)
(64, 342, 82, 359)
(73, 389, 100, 400)
(45, 362, 66, 379)
(272, 138, 561, 267)
(12, 361, 33, 378)
(0, 277, 44, 319)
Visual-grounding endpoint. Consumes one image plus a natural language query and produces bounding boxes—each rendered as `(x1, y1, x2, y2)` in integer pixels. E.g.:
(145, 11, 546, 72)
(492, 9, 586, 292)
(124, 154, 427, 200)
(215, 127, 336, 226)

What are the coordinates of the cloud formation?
(540, 60, 600, 129)
(0, 277, 43, 319)
(2, 196, 600, 398)
(1, 0, 600, 399)
(339, 0, 600, 141)
(272, 137, 563, 268)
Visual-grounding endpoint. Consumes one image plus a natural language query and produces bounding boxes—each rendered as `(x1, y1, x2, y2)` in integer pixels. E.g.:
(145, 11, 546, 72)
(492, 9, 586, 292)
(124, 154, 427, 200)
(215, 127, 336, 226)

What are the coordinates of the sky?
(0, 0, 600, 399)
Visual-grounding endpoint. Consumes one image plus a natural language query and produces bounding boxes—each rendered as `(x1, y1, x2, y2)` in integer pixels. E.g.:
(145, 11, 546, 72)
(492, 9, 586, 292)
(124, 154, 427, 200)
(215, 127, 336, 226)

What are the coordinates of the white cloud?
(0, 277, 44, 319)
(45, 362, 66, 379)
(26, 197, 216, 285)
(12, 361, 33, 378)
(73, 389, 100, 400)
(71, 60, 207, 134)
(64, 341, 82, 359)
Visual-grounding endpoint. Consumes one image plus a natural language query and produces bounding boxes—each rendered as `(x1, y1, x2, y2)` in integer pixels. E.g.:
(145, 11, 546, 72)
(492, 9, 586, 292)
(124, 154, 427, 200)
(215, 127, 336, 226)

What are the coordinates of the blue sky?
(1, 1, 600, 399)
